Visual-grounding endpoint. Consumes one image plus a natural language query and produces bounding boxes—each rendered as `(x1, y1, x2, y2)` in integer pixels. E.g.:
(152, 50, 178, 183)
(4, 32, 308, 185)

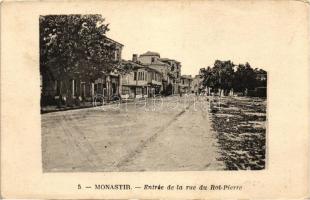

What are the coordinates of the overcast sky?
(99, 1, 302, 76)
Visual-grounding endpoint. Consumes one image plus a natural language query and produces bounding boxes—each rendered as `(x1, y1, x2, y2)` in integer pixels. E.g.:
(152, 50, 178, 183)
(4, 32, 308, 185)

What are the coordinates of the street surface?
(42, 95, 224, 172)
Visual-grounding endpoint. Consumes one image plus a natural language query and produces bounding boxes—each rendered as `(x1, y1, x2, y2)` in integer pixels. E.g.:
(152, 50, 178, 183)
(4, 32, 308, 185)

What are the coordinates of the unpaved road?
(42, 95, 224, 172)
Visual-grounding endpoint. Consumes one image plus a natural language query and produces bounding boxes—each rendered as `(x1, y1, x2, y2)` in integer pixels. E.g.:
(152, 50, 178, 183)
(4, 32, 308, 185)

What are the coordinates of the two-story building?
(74, 37, 123, 102)
(40, 36, 123, 106)
(159, 58, 181, 94)
(137, 51, 182, 96)
(121, 57, 162, 99)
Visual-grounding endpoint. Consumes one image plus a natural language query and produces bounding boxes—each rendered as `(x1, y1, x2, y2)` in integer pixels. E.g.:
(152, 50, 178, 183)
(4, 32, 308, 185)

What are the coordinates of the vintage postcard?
(0, 0, 309, 199)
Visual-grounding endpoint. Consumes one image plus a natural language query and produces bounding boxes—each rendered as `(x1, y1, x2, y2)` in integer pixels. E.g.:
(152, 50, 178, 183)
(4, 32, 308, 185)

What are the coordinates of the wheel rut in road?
(58, 115, 102, 169)
(116, 108, 188, 169)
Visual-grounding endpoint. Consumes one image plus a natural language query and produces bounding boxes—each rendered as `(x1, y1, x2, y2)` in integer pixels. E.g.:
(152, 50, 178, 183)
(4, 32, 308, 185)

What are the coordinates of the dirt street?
(42, 95, 224, 172)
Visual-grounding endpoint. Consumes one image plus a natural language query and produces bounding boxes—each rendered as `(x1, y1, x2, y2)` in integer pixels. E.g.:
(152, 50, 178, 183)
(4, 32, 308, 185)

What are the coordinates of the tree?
(233, 62, 257, 95)
(200, 60, 266, 96)
(205, 60, 234, 96)
(40, 15, 119, 96)
(201, 66, 215, 94)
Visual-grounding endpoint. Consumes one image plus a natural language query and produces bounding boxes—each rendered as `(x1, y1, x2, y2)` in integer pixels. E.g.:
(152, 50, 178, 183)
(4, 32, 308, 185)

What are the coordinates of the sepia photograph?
(40, 14, 267, 172)
(1, 1, 310, 199)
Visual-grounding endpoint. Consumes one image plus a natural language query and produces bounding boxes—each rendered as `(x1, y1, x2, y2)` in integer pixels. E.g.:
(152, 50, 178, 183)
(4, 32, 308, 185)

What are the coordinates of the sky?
(96, 0, 303, 76)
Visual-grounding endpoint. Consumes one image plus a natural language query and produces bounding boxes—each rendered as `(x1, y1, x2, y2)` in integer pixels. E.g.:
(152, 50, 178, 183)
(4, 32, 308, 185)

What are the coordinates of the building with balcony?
(159, 58, 181, 94)
(137, 51, 182, 96)
(121, 58, 162, 99)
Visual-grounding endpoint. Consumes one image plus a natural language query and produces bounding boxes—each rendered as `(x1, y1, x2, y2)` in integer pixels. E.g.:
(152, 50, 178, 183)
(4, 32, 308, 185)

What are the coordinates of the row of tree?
(200, 60, 267, 96)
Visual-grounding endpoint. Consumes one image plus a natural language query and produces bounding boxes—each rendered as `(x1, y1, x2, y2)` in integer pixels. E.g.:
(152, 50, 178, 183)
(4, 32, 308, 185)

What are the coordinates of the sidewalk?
(40, 97, 147, 114)
(41, 102, 94, 114)
(41, 94, 189, 114)
(41, 100, 128, 114)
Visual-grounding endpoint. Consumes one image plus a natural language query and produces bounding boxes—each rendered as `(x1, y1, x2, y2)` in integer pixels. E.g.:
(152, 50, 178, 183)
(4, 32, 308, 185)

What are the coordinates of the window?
(122, 86, 130, 95)
(96, 83, 103, 94)
(56, 80, 61, 95)
(94, 83, 98, 93)
(136, 87, 142, 95)
(151, 57, 155, 63)
(74, 80, 78, 96)
(114, 50, 118, 61)
(143, 87, 147, 95)
(134, 72, 137, 80)
(138, 71, 146, 81)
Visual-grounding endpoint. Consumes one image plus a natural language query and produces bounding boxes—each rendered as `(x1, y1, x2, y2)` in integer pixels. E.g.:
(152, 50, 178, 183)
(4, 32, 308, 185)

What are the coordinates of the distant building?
(254, 69, 267, 97)
(138, 51, 161, 64)
(159, 58, 182, 94)
(191, 75, 202, 93)
(180, 75, 193, 93)
(255, 70, 267, 81)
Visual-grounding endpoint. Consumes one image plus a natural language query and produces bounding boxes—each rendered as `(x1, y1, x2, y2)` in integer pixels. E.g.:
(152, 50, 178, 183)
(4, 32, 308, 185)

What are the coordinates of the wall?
(138, 55, 159, 64)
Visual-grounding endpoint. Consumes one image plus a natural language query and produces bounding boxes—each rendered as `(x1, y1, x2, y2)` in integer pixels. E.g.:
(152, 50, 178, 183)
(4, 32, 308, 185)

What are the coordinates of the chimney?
(132, 54, 138, 62)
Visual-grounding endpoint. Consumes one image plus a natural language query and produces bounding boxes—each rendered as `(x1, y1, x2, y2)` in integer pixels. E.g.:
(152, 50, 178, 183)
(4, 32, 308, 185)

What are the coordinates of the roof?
(159, 58, 172, 61)
(145, 66, 162, 74)
(121, 60, 144, 69)
(105, 37, 124, 47)
(159, 58, 180, 63)
(181, 75, 193, 80)
(140, 51, 160, 57)
(121, 60, 162, 74)
(150, 59, 168, 66)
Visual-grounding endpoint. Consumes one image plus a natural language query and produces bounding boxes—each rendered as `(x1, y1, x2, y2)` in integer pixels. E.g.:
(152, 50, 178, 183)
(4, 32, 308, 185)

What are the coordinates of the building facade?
(40, 37, 123, 106)
(121, 59, 162, 99)
(137, 51, 182, 96)
(191, 75, 202, 94)
(159, 58, 181, 94)
(180, 75, 193, 94)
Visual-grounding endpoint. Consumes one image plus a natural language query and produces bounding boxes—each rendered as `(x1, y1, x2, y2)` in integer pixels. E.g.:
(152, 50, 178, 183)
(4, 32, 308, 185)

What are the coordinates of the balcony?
(151, 80, 162, 85)
(137, 80, 148, 86)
